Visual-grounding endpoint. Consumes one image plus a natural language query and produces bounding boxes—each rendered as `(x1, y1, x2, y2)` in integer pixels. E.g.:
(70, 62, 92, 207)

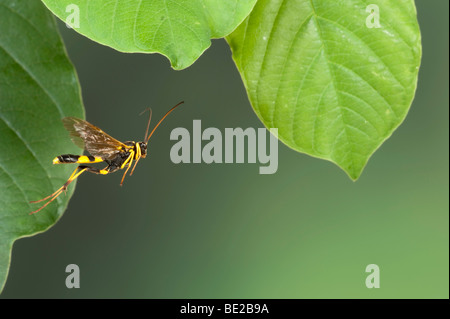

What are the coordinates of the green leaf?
(0, 0, 84, 292)
(41, 0, 257, 70)
(226, 0, 421, 180)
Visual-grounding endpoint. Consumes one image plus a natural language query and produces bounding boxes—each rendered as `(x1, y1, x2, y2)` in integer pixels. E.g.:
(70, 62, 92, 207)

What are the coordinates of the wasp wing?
(62, 117, 130, 160)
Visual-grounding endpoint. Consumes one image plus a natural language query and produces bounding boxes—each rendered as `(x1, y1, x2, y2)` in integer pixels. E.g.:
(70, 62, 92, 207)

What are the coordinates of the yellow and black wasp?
(30, 101, 184, 214)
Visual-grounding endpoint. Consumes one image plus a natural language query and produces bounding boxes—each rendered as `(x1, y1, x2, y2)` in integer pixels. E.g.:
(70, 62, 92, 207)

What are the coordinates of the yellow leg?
(29, 167, 88, 215)
(120, 162, 132, 186)
(129, 155, 142, 177)
(119, 151, 134, 186)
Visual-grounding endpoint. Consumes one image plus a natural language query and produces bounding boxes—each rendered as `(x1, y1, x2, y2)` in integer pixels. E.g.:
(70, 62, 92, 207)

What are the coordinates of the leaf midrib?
(308, 0, 357, 177)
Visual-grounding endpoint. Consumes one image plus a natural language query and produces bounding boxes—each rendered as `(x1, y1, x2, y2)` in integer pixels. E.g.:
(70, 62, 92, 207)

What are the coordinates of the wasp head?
(138, 142, 147, 158)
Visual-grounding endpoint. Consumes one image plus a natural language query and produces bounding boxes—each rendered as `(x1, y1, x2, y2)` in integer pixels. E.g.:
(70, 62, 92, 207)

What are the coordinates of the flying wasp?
(30, 101, 184, 214)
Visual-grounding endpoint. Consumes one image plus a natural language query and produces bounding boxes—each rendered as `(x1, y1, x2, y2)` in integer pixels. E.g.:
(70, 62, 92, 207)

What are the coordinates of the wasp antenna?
(140, 107, 152, 142)
(139, 107, 151, 116)
(145, 101, 184, 143)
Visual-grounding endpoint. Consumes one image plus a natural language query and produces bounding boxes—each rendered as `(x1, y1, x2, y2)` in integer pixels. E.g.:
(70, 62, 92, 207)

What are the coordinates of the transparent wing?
(62, 117, 130, 160)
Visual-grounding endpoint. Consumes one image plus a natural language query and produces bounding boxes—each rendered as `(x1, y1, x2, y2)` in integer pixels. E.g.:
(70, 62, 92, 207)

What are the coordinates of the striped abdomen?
(53, 154, 104, 164)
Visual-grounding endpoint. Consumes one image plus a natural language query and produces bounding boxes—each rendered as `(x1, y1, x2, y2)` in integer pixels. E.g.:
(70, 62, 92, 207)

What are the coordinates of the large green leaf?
(0, 0, 84, 292)
(227, 0, 421, 180)
(41, 0, 257, 70)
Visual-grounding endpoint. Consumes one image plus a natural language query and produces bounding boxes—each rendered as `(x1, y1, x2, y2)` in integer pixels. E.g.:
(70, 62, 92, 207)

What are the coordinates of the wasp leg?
(119, 151, 135, 186)
(129, 142, 142, 177)
(80, 165, 111, 175)
(29, 165, 110, 215)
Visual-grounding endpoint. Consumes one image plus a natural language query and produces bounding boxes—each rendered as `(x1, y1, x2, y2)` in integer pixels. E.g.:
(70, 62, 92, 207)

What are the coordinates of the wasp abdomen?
(53, 154, 103, 164)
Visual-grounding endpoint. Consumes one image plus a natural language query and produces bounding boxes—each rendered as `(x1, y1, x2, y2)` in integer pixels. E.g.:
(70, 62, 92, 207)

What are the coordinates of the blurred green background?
(1, 1, 448, 298)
